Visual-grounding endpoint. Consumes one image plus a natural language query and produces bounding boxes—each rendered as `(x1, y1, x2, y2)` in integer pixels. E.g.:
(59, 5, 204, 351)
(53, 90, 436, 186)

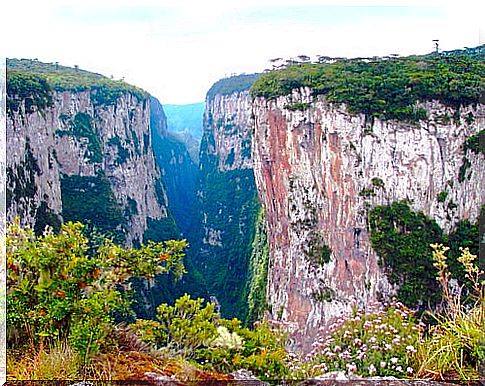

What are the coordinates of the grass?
(415, 245, 484, 380)
(7, 342, 82, 380)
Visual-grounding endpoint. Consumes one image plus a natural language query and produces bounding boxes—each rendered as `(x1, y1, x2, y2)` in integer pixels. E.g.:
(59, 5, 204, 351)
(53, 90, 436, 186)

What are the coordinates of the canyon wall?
(7, 71, 174, 246)
(194, 83, 260, 319)
(251, 88, 484, 350)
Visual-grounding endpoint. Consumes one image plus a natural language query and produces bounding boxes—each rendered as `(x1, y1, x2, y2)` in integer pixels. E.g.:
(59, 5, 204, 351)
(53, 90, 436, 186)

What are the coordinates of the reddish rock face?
(251, 88, 484, 352)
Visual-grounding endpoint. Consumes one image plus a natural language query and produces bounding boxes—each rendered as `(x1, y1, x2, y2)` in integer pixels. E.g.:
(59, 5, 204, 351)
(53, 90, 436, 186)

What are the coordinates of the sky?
(3, 0, 484, 104)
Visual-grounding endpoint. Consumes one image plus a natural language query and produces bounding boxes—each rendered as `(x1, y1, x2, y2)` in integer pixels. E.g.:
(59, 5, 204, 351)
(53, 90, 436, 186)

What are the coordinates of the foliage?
(459, 129, 484, 182)
(6, 140, 40, 214)
(306, 233, 332, 267)
(7, 58, 148, 105)
(206, 73, 260, 101)
(130, 294, 289, 379)
(251, 46, 484, 122)
(371, 177, 385, 189)
(107, 136, 130, 165)
(416, 245, 484, 380)
(293, 301, 423, 378)
(368, 201, 480, 308)
(61, 174, 127, 244)
(6, 220, 187, 360)
(245, 207, 270, 325)
(368, 200, 444, 310)
(194, 151, 259, 319)
(34, 201, 62, 235)
(437, 191, 448, 203)
(7, 343, 82, 380)
(463, 129, 485, 156)
(143, 216, 180, 244)
(285, 102, 311, 111)
(7, 70, 53, 116)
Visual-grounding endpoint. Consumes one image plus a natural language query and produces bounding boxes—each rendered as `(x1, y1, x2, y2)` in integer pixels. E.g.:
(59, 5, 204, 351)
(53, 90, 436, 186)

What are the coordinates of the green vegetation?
(311, 286, 336, 303)
(368, 201, 479, 308)
(359, 187, 376, 198)
(459, 129, 484, 182)
(306, 232, 332, 267)
(251, 46, 484, 122)
(107, 136, 130, 165)
(463, 129, 485, 156)
(124, 197, 138, 218)
(61, 174, 126, 244)
(206, 73, 260, 101)
(6, 140, 40, 214)
(34, 200, 62, 235)
(371, 177, 385, 189)
(194, 161, 260, 319)
(130, 294, 288, 379)
(297, 302, 423, 378)
(7, 220, 186, 360)
(7, 58, 148, 108)
(7, 71, 53, 116)
(437, 191, 448, 203)
(245, 208, 270, 325)
(285, 102, 311, 111)
(143, 216, 180, 244)
(57, 112, 103, 163)
(416, 245, 484, 380)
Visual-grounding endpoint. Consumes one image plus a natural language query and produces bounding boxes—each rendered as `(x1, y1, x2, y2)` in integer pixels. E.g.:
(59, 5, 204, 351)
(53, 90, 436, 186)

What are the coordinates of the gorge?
(6, 46, 484, 353)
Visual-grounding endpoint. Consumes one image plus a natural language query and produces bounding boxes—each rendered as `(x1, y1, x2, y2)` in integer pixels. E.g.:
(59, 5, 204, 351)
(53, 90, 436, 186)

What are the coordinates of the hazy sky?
(4, 0, 483, 104)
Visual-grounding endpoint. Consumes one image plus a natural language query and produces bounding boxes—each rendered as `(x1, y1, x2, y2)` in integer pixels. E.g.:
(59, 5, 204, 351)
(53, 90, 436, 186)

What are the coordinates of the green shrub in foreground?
(130, 294, 289, 379)
(6, 219, 187, 360)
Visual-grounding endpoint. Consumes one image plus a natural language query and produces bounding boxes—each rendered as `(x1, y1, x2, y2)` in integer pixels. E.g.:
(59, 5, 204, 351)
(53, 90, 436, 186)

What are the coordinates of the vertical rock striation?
(6, 63, 173, 246)
(194, 81, 259, 319)
(251, 88, 484, 350)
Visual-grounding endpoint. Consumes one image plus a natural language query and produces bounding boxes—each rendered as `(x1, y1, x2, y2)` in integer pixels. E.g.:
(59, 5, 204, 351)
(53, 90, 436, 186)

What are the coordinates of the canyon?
(6, 51, 484, 352)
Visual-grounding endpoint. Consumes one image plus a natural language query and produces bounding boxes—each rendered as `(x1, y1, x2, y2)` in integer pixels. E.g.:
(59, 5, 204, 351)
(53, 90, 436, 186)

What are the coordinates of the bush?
(6, 219, 187, 360)
(251, 46, 484, 122)
(416, 245, 484, 380)
(296, 302, 423, 378)
(130, 294, 289, 379)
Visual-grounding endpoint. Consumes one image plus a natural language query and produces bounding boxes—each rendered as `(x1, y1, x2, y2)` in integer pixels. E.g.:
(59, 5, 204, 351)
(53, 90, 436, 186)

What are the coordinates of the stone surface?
(7, 90, 169, 246)
(251, 88, 484, 352)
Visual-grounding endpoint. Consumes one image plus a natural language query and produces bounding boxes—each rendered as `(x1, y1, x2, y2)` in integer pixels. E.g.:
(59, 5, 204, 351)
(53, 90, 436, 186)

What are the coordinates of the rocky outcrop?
(193, 86, 259, 319)
(7, 86, 170, 246)
(251, 88, 484, 350)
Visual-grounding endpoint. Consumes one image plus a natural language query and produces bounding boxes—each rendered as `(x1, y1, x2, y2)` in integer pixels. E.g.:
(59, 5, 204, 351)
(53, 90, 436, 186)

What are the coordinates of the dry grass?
(7, 342, 82, 380)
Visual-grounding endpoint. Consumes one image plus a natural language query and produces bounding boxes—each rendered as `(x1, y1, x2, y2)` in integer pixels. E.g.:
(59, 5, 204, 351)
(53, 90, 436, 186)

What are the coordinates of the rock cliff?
(6, 60, 174, 246)
(251, 88, 484, 350)
(193, 75, 261, 319)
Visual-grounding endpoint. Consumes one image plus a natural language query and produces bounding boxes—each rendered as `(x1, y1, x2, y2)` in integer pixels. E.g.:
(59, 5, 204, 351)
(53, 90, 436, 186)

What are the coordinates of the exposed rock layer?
(7, 90, 169, 246)
(251, 88, 484, 351)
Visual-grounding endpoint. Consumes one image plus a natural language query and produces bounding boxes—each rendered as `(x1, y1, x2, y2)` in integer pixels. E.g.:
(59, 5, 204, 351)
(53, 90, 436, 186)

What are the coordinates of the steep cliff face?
(194, 76, 260, 319)
(251, 88, 484, 349)
(6, 61, 173, 246)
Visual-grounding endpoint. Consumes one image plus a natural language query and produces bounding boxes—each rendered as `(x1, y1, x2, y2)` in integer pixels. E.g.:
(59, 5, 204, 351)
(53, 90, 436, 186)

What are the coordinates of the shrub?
(298, 301, 423, 378)
(416, 244, 484, 380)
(437, 191, 448, 203)
(6, 219, 187, 360)
(130, 295, 289, 380)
